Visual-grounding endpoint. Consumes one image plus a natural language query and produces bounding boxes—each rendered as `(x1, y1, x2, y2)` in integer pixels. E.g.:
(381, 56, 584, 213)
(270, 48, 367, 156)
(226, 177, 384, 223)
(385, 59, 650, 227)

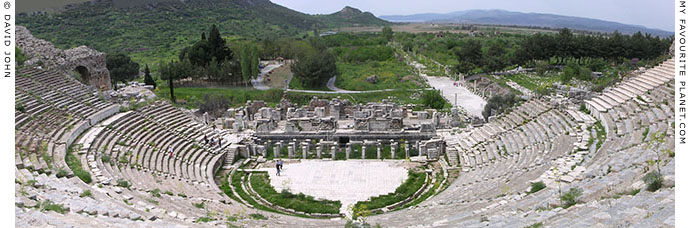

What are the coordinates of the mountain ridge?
(380, 9, 672, 37)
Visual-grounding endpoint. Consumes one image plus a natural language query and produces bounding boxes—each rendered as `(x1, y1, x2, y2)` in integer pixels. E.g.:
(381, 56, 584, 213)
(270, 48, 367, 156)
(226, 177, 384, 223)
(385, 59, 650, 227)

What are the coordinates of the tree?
(482, 93, 518, 121)
(291, 51, 336, 88)
(422, 90, 446, 110)
(382, 26, 393, 42)
(106, 53, 140, 85)
(207, 24, 231, 63)
(535, 60, 548, 76)
(240, 46, 251, 84)
(198, 94, 229, 118)
(143, 64, 156, 89)
(454, 39, 483, 74)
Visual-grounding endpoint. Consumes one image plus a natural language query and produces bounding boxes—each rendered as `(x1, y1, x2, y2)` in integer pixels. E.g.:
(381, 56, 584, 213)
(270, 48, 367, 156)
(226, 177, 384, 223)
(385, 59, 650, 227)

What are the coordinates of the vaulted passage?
(73, 66, 91, 85)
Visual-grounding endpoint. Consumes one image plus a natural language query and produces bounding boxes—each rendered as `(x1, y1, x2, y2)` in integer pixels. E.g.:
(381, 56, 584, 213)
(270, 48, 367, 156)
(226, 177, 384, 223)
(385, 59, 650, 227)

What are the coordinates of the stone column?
(415, 141, 420, 157)
(346, 143, 351, 160)
(317, 145, 322, 159)
(392, 141, 397, 159)
(331, 145, 337, 159)
(376, 140, 382, 159)
(274, 145, 279, 158)
(301, 142, 308, 159)
(288, 142, 295, 159)
(362, 144, 367, 159)
(405, 141, 410, 158)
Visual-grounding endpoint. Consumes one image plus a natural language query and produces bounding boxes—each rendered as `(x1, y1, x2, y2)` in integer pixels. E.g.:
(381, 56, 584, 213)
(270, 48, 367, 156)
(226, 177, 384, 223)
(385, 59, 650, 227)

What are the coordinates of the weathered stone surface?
(16, 26, 111, 90)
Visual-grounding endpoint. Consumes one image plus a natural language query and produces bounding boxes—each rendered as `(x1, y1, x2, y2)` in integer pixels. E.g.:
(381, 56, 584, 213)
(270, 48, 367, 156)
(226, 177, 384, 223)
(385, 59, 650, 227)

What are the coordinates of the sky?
(271, 0, 674, 32)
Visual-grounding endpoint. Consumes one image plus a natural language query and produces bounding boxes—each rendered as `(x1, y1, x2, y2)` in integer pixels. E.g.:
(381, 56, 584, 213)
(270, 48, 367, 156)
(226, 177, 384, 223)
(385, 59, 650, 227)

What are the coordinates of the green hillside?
(17, 0, 391, 64)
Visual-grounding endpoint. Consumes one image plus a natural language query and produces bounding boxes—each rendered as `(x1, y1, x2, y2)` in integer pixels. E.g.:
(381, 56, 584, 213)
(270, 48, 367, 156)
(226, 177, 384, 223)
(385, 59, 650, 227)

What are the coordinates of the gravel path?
(251, 63, 282, 90)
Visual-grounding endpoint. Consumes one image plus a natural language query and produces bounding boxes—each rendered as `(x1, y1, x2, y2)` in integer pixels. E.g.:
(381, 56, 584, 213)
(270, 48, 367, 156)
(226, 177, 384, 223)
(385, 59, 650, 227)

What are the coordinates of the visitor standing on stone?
(278, 159, 284, 171)
(204, 135, 208, 144)
(218, 137, 222, 148)
(168, 145, 173, 158)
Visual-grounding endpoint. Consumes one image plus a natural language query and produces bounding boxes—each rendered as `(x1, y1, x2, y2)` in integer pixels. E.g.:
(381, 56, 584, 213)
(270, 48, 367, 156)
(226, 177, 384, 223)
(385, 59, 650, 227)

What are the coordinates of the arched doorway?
(72, 66, 91, 85)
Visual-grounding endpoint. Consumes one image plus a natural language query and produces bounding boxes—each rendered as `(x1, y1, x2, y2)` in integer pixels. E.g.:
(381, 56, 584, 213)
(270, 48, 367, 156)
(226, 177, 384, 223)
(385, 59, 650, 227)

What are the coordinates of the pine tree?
(143, 64, 156, 89)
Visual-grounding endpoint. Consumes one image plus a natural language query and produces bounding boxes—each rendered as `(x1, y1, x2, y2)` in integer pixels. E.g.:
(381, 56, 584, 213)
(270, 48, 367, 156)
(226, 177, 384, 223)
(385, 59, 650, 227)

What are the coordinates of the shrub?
(56, 169, 69, 178)
(15, 102, 25, 113)
(80, 190, 93, 198)
(421, 90, 446, 110)
(528, 181, 546, 194)
(116, 179, 131, 188)
(643, 171, 663, 192)
(560, 188, 582, 208)
(150, 188, 161, 198)
(101, 154, 111, 163)
(193, 202, 205, 209)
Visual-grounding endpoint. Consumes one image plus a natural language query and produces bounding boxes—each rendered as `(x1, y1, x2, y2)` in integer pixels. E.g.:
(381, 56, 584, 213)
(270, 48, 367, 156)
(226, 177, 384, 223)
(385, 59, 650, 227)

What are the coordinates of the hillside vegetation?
(17, 0, 390, 65)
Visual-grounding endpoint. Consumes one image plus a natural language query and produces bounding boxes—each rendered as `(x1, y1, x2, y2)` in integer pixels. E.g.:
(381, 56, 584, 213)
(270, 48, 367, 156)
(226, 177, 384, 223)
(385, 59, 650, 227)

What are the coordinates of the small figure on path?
(278, 159, 284, 171)
(276, 161, 281, 176)
(168, 145, 174, 158)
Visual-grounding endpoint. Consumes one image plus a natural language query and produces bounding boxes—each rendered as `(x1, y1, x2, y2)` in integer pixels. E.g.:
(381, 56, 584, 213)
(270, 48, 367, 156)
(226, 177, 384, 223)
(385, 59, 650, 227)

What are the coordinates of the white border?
(676, 0, 687, 227)
(1, 0, 15, 226)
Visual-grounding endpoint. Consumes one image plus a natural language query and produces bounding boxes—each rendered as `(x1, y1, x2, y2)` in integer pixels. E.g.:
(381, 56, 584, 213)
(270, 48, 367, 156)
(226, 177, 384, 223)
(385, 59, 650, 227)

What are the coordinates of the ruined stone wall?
(16, 26, 111, 90)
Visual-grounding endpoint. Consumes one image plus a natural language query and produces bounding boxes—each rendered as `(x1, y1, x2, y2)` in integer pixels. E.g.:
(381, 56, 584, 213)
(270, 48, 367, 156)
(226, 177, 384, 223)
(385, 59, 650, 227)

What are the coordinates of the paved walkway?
(259, 160, 408, 214)
(424, 76, 486, 118)
(251, 63, 283, 91)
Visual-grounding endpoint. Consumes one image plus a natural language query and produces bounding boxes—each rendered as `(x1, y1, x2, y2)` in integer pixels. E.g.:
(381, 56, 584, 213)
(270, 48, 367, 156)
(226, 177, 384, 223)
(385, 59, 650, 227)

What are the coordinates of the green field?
(154, 86, 283, 108)
(334, 60, 424, 91)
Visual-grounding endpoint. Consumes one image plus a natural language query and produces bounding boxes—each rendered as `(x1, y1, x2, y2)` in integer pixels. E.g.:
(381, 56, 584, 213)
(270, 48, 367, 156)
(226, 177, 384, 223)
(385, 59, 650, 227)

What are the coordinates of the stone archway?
(73, 66, 91, 85)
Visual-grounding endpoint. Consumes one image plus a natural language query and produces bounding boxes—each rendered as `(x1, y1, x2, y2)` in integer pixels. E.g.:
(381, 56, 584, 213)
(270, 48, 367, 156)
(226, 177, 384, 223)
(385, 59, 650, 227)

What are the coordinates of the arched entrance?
(72, 66, 91, 85)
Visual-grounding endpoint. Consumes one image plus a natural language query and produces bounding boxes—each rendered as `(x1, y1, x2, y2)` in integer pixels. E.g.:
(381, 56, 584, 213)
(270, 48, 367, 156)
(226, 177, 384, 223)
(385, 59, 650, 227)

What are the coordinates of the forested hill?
(315, 6, 390, 28)
(17, 0, 391, 63)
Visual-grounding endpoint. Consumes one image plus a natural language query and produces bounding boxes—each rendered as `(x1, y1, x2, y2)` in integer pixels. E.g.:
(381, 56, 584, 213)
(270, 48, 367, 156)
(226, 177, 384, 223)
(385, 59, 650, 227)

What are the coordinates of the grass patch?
(41, 200, 68, 214)
(155, 87, 283, 108)
(116, 179, 131, 188)
(334, 148, 347, 160)
(335, 60, 422, 91)
(249, 213, 268, 220)
(364, 145, 378, 159)
(354, 170, 426, 210)
(350, 144, 362, 159)
(525, 222, 544, 228)
(593, 121, 607, 151)
(250, 173, 341, 214)
(79, 190, 93, 198)
(66, 145, 92, 184)
(528, 181, 546, 194)
(195, 217, 213, 223)
(284, 89, 431, 107)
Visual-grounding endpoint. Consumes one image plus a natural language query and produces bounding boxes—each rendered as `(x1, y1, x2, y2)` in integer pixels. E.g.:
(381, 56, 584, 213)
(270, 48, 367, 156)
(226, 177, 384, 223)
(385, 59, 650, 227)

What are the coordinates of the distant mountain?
(381, 9, 672, 37)
(315, 6, 391, 27)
